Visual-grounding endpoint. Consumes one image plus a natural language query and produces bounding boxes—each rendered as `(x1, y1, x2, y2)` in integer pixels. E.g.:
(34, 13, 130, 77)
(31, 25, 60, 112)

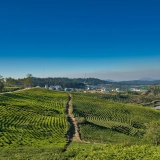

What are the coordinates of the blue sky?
(0, 0, 160, 80)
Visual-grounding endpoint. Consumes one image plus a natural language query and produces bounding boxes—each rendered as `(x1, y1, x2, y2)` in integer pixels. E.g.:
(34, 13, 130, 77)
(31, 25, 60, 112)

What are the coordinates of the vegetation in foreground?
(0, 89, 160, 159)
(72, 92, 160, 145)
(83, 91, 160, 107)
(1, 142, 160, 160)
(65, 142, 160, 160)
(0, 88, 68, 148)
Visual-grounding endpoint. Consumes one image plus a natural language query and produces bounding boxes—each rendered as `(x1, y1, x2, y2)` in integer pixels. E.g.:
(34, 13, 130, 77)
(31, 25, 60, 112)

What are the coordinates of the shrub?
(76, 117, 86, 124)
(144, 120, 160, 146)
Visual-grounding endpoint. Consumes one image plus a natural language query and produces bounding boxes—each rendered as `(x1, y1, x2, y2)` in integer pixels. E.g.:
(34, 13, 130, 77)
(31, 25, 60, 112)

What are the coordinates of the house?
(129, 88, 140, 92)
(101, 88, 106, 92)
(49, 85, 54, 90)
(116, 88, 119, 92)
(65, 88, 73, 91)
(49, 85, 62, 90)
(53, 85, 62, 90)
(45, 84, 48, 89)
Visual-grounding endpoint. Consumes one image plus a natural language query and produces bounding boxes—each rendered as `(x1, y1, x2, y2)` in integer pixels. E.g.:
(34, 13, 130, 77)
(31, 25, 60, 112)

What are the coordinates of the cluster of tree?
(5, 74, 32, 88)
(73, 78, 112, 85)
(32, 77, 112, 86)
(75, 79, 160, 86)
(0, 75, 4, 92)
(0, 74, 32, 92)
(2, 75, 160, 91)
(147, 85, 160, 96)
(0, 75, 86, 89)
(32, 77, 85, 88)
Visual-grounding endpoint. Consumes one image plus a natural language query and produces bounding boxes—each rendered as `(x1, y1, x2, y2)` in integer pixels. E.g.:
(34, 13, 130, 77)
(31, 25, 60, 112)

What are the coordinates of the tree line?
(0, 74, 88, 92)
(0, 74, 32, 92)
(0, 75, 4, 92)
(31, 77, 86, 88)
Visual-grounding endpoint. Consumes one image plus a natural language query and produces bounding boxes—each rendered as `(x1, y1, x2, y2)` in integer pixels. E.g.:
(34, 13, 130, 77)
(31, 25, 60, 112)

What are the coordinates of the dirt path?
(68, 94, 81, 142)
(0, 88, 31, 95)
(63, 94, 82, 151)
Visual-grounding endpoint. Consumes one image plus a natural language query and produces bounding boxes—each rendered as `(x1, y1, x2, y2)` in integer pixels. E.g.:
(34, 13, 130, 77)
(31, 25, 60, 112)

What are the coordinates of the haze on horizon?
(0, 0, 160, 81)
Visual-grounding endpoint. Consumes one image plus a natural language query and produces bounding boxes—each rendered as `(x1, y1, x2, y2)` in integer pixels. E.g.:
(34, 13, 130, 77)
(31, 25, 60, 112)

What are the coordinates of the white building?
(101, 88, 106, 92)
(49, 85, 54, 90)
(49, 85, 62, 90)
(116, 88, 119, 92)
(53, 85, 62, 90)
(45, 84, 48, 89)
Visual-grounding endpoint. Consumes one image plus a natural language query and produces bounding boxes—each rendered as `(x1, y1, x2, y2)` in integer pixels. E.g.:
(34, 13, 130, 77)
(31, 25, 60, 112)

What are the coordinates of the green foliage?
(4, 77, 86, 88)
(72, 92, 160, 144)
(65, 142, 160, 160)
(1, 142, 160, 159)
(148, 85, 160, 96)
(3, 86, 22, 92)
(79, 122, 140, 144)
(76, 117, 86, 124)
(0, 146, 67, 160)
(0, 81, 4, 93)
(0, 75, 4, 92)
(144, 120, 160, 146)
(24, 73, 33, 87)
(5, 77, 17, 86)
(1, 89, 160, 159)
(85, 92, 160, 107)
(0, 88, 68, 148)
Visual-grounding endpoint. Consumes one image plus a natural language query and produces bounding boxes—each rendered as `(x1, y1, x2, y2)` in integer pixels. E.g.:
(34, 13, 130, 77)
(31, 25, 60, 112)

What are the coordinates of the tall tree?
(6, 77, 16, 86)
(24, 74, 32, 88)
(0, 75, 4, 92)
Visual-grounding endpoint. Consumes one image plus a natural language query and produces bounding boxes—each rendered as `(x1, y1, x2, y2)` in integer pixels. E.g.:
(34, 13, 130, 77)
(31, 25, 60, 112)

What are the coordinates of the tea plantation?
(0, 88, 69, 148)
(0, 89, 160, 159)
(72, 93, 160, 144)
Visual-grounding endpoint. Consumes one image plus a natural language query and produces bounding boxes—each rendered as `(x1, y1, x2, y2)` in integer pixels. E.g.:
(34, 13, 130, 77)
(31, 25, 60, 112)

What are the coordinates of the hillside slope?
(0, 88, 68, 148)
(72, 92, 160, 144)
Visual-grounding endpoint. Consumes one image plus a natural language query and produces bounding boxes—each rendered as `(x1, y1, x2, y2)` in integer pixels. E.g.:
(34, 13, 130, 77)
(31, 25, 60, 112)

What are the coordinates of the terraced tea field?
(66, 142, 160, 160)
(86, 92, 160, 107)
(1, 90, 160, 159)
(72, 93, 160, 144)
(0, 88, 69, 148)
(1, 141, 160, 160)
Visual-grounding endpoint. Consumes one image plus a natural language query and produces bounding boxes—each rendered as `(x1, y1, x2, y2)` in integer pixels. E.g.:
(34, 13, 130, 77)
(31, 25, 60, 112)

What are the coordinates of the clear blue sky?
(0, 0, 160, 80)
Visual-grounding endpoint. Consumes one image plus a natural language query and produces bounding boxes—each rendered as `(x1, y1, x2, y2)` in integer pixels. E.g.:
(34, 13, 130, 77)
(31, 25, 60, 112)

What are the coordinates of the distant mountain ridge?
(104, 79, 116, 82)
(8, 76, 160, 88)
(32, 77, 160, 86)
(139, 78, 156, 81)
(116, 80, 160, 85)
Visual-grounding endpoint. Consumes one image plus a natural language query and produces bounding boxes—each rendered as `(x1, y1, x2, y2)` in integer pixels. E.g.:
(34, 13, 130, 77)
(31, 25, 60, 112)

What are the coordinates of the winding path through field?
(63, 93, 82, 151)
(68, 94, 81, 142)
